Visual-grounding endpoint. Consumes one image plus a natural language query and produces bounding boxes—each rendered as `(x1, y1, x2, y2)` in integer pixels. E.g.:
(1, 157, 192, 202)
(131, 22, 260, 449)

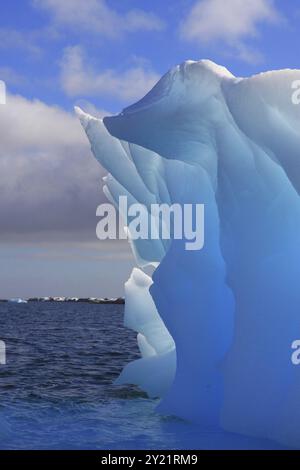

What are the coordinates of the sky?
(0, 0, 299, 298)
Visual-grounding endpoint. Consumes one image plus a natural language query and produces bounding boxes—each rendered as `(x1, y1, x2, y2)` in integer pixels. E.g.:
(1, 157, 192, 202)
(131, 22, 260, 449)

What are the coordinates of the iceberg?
(8, 298, 28, 304)
(77, 60, 300, 448)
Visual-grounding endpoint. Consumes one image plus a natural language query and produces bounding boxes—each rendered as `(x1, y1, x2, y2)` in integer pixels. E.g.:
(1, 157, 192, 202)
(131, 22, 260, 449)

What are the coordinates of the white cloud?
(180, 0, 282, 63)
(33, 0, 165, 38)
(0, 67, 26, 87)
(0, 93, 108, 240)
(0, 28, 42, 57)
(60, 46, 159, 101)
(0, 93, 133, 298)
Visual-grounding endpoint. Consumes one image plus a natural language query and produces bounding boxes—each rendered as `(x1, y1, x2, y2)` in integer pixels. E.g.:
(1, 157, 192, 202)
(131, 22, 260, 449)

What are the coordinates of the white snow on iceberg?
(77, 60, 300, 448)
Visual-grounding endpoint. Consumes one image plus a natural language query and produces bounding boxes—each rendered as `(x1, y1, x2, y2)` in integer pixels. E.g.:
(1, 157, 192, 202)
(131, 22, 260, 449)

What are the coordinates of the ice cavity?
(77, 59, 300, 448)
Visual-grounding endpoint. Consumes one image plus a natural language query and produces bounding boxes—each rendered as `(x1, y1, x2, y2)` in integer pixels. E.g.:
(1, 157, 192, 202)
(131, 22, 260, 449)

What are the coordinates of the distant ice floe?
(8, 298, 27, 304)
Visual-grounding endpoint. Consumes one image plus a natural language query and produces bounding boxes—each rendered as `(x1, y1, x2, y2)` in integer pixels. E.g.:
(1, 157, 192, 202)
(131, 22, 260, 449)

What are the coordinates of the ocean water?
(0, 302, 286, 450)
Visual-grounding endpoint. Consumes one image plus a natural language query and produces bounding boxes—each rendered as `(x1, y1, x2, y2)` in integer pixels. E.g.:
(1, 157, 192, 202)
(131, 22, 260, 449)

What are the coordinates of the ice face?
(115, 268, 176, 398)
(77, 60, 300, 447)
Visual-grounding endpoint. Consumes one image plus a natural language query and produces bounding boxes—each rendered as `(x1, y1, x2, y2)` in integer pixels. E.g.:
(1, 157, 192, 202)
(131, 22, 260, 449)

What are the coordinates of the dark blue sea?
(0, 302, 285, 450)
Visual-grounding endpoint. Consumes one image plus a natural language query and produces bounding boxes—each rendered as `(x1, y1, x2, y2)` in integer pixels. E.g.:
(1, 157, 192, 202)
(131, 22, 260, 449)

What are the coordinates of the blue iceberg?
(77, 60, 300, 448)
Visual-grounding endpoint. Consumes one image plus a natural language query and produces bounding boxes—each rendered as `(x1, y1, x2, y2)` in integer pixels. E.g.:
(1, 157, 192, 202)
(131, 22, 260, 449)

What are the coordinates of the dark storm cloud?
(0, 93, 108, 241)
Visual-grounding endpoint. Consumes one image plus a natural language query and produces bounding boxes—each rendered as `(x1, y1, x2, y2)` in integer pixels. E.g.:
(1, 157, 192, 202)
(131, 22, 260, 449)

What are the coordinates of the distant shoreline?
(0, 297, 125, 305)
